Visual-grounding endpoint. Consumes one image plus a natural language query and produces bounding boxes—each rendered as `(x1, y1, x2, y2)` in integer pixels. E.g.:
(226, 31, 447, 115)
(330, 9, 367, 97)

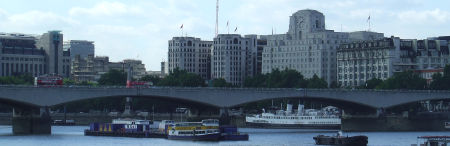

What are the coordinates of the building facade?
(160, 61, 168, 77)
(123, 59, 146, 80)
(63, 40, 94, 60)
(0, 31, 70, 78)
(337, 37, 400, 87)
(211, 34, 259, 86)
(337, 36, 450, 87)
(168, 37, 212, 79)
(262, 10, 383, 85)
(71, 54, 95, 82)
(71, 56, 147, 82)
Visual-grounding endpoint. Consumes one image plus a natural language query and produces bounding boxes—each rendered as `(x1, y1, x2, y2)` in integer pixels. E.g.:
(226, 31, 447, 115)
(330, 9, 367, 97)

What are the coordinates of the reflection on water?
(0, 126, 448, 146)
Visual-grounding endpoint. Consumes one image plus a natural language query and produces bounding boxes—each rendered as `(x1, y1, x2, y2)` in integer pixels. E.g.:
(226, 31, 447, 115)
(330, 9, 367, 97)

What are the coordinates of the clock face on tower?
(297, 16, 305, 29)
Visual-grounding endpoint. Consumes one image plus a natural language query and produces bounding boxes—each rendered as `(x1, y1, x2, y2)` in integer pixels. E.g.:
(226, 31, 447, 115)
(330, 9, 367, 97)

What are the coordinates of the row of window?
(168, 48, 211, 53)
(265, 45, 339, 52)
(1, 57, 45, 62)
(1, 63, 45, 76)
(338, 73, 388, 80)
(338, 65, 388, 73)
(269, 38, 347, 46)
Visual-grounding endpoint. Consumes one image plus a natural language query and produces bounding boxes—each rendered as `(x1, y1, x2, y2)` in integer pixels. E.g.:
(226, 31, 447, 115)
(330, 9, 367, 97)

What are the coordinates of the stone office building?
(337, 36, 450, 87)
(262, 9, 383, 86)
(168, 37, 213, 79)
(337, 37, 400, 87)
(211, 34, 260, 86)
(0, 31, 71, 78)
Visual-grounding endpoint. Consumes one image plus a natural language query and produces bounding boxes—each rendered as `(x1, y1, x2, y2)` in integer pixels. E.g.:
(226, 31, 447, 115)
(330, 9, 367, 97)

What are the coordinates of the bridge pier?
(219, 107, 230, 125)
(12, 107, 51, 135)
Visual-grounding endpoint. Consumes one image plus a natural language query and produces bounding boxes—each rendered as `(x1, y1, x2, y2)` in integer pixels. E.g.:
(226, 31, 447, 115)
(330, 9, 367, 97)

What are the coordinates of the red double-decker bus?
(126, 81, 153, 88)
(35, 74, 63, 86)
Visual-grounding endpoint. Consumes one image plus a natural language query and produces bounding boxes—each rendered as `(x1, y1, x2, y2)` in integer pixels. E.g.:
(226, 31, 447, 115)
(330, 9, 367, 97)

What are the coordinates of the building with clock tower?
(262, 9, 383, 86)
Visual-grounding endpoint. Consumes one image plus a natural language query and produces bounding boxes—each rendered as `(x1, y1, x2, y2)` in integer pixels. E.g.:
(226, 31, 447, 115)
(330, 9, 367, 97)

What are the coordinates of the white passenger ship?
(246, 103, 341, 129)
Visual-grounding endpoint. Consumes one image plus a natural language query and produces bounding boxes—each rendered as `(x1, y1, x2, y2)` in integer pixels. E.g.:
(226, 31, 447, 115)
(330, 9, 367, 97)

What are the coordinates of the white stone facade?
(211, 34, 258, 86)
(337, 37, 450, 87)
(168, 37, 212, 79)
(337, 37, 400, 87)
(262, 10, 384, 86)
(263, 10, 348, 85)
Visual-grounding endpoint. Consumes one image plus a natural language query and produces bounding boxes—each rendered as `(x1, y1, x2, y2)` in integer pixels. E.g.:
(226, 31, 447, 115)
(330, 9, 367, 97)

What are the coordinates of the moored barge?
(313, 132, 368, 146)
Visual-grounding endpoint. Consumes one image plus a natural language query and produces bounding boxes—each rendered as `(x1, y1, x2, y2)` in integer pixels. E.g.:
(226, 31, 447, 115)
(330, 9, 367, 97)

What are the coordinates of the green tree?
(244, 74, 267, 87)
(430, 65, 450, 90)
(244, 69, 308, 88)
(97, 69, 127, 86)
(279, 69, 307, 88)
(79, 81, 97, 86)
(158, 68, 205, 87)
(365, 78, 383, 89)
(377, 71, 427, 90)
(265, 69, 282, 88)
(306, 74, 328, 89)
(63, 78, 76, 85)
(329, 81, 340, 88)
(0, 73, 34, 85)
(140, 75, 161, 85)
(444, 64, 450, 78)
(211, 78, 233, 87)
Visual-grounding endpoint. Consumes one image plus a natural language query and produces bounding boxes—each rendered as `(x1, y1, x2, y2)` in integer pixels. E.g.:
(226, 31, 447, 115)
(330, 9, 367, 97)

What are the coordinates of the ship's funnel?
(297, 104, 304, 116)
(286, 104, 293, 115)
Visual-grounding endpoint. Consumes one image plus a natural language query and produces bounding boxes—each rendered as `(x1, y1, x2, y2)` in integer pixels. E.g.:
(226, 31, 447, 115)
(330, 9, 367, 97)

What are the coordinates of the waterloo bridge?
(1, 85, 449, 134)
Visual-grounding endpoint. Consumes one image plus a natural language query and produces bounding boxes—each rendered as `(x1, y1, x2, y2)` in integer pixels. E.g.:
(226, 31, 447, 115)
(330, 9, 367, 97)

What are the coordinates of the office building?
(0, 31, 71, 77)
(262, 9, 383, 85)
(211, 34, 259, 86)
(337, 36, 450, 87)
(168, 37, 212, 79)
(64, 40, 95, 60)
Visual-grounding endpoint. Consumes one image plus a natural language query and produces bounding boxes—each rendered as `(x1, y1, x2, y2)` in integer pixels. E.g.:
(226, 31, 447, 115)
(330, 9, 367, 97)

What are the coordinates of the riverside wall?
(341, 113, 450, 131)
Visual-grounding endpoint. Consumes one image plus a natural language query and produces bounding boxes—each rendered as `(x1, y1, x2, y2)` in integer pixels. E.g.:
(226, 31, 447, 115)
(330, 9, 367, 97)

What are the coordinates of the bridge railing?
(1, 84, 450, 93)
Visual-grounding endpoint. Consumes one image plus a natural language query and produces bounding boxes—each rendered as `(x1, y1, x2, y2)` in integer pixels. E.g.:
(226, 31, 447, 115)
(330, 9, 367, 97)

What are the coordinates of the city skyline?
(1, 0, 449, 70)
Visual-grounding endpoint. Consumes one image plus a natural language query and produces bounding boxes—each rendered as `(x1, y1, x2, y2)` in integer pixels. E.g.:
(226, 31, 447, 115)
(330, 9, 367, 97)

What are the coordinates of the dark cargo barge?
(313, 134, 368, 146)
(84, 130, 166, 138)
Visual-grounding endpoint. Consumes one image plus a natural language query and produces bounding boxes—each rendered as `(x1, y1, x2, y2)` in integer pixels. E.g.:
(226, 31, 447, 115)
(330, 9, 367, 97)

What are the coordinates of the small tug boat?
(313, 131, 368, 146)
(167, 119, 221, 141)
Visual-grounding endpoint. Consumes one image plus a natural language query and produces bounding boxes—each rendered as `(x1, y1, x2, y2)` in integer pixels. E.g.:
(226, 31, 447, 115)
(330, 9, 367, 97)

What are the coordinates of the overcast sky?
(1, 0, 449, 70)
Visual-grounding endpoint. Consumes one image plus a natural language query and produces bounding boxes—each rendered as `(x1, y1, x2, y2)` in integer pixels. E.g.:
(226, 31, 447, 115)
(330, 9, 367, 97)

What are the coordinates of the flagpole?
(227, 21, 230, 34)
(180, 24, 186, 37)
(368, 14, 371, 32)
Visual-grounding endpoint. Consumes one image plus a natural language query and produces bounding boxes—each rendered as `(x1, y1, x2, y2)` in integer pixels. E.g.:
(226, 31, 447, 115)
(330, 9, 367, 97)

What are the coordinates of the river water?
(0, 126, 448, 146)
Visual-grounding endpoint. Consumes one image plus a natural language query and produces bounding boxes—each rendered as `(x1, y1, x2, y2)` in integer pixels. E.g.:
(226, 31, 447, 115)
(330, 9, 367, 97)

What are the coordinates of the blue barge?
(84, 119, 248, 141)
(84, 119, 166, 138)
